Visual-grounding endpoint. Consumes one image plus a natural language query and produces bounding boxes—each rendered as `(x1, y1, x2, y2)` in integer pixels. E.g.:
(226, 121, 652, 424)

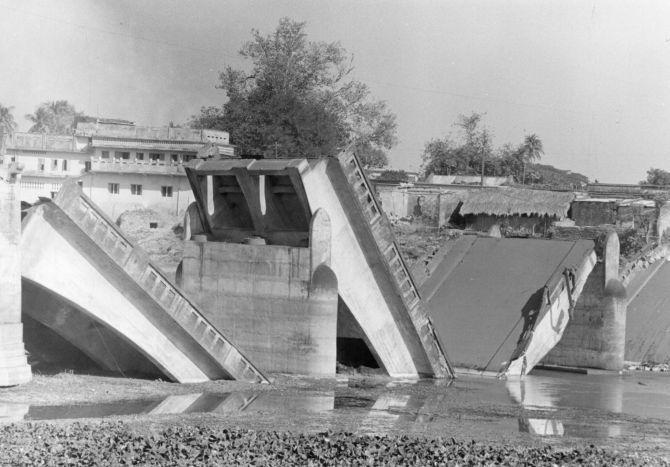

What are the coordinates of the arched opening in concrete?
(23, 313, 100, 375)
(336, 297, 381, 371)
(22, 279, 167, 380)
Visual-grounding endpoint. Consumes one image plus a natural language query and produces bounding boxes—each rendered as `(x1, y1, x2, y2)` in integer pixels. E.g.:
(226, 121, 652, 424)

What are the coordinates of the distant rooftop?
(75, 120, 230, 145)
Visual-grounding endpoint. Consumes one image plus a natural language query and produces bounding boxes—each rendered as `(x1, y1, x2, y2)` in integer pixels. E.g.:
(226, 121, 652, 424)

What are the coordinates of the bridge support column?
(0, 168, 31, 386)
(544, 231, 626, 370)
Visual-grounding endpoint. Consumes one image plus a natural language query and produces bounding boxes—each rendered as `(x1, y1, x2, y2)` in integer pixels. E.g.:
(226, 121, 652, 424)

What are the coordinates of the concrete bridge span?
(623, 245, 670, 364)
(21, 184, 267, 384)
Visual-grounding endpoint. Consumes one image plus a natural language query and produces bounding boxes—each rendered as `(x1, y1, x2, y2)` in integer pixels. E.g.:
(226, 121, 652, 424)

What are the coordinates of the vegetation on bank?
(1, 423, 661, 466)
(420, 112, 589, 187)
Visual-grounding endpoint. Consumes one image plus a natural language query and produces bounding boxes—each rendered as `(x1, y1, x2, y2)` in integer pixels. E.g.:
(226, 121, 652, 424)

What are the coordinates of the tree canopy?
(0, 104, 17, 135)
(641, 168, 670, 186)
(376, 169, 409, 183)
(25, 100, 84, 134)
(419, 113, 571, 185)
(190, 18, 397, 167)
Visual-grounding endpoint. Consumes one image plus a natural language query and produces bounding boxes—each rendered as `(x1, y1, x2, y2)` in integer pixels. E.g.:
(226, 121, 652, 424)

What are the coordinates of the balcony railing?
(91, 159, 186, 175)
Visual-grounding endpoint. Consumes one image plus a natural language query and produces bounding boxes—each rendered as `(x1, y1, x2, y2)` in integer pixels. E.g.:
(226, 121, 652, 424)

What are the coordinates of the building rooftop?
(75, 121, 230, 145)
(458, 187, 575, 218)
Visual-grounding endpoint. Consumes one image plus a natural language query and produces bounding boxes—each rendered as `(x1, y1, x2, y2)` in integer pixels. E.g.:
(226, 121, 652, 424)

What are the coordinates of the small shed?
(456, 188, 575, 236)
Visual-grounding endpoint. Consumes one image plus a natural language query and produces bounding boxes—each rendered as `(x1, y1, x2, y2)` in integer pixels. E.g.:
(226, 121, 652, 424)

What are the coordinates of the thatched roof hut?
(458, 187, 575, 218)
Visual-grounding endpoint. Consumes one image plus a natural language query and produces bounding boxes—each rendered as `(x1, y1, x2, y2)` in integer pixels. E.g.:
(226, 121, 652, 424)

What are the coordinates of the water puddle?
(1, 371, 669, 441)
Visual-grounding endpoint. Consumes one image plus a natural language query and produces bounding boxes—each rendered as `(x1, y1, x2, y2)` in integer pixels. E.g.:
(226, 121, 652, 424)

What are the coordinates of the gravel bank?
(1, 422, 663, 466)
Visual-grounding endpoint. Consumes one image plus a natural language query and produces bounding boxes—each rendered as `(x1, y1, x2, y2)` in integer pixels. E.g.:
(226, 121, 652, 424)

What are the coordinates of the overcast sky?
(2, 0, 669, 182)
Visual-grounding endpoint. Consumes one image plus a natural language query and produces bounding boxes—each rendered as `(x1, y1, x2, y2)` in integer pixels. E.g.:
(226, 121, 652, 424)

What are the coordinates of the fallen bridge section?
(415, 236, 596, 376)
(625, 257, 670, 364)
(21, 183, 267, 384)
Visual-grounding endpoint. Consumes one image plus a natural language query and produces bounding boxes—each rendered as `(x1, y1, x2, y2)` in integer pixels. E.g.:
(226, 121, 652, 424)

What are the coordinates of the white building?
(2, 120, 235, 220)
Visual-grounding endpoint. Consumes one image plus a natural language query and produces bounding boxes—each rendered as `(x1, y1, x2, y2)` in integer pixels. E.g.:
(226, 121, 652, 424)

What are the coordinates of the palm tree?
(519, 134, 544, 185)
(25, 105, 53, 133)
(26, 100, 82, 134)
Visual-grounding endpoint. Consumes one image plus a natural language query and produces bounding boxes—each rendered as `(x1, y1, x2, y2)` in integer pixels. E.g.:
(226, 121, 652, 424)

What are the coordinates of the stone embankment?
(0, 422, 660, 466)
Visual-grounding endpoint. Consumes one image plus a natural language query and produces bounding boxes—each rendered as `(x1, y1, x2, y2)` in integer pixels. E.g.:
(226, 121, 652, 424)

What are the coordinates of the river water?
(1, 370, 669, 443)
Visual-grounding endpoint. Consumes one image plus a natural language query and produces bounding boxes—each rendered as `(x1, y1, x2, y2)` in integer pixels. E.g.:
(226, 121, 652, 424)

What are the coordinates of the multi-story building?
(1, 120, 234, 219)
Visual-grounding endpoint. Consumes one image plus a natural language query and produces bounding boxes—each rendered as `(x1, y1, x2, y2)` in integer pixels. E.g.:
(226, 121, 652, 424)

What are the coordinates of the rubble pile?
(391, 219, 461, 267)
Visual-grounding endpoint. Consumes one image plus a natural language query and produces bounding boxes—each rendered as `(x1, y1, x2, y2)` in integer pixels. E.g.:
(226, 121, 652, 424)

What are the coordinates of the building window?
(108, 183, 119, 195)
(136, 152, 144, 161)
(171, 154, 179, 163)
(38, 158, 45, 171)
(84, 161, 91, 172)
(52, 159, 58, 170)
(50, 192, 57, 199)
(161, 186, 173, 198)
(130, 184, 143, 196)
(101, 151, 110, 159)
(183, 154, 195, 162)
(150, 153, 162, 162)
(62, 159, 68, 171)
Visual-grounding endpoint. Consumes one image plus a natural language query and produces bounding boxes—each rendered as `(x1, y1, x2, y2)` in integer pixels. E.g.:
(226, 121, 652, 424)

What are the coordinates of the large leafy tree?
(25, 100, 84, 134)
(641, 168, 670, 186)
(191, 18, 397, 166)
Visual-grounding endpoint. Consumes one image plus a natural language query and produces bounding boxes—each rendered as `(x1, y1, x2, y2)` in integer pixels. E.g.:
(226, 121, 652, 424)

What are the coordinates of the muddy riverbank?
(1, 370, 669, 464)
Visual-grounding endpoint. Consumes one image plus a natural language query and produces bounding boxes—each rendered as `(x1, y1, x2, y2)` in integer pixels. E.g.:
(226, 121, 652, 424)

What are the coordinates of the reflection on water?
(1, 371, 669, 440)
(507, 370, 670, 437)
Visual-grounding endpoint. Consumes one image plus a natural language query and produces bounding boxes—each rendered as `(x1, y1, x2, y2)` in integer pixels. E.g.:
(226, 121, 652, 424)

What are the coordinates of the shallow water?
(1, 370, 669, 441)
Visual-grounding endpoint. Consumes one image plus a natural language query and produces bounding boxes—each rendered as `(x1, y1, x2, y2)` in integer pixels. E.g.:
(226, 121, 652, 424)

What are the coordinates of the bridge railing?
(338, 153, 453, 377)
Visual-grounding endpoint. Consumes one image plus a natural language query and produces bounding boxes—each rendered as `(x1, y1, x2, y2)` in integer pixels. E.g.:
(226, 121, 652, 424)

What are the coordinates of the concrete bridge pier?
(0, 169, 32, 386)
(544, 231, 627, 370)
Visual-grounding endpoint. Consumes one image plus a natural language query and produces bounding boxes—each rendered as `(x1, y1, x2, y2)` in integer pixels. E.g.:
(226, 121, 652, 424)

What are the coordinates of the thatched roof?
(458, 187, 575, 218)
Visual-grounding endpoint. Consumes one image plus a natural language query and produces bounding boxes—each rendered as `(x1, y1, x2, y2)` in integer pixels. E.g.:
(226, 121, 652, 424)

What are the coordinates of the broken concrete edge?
(502, 247, 598, 377)
(42, 181, 270, 384)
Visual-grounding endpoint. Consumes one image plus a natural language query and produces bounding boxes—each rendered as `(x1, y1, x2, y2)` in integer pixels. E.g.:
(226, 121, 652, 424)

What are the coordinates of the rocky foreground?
(1, 422, 664, 466)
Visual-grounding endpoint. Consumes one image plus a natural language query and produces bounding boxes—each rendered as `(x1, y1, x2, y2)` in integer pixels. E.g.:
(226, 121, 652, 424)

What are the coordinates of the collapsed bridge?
(4, 152, 633, 386)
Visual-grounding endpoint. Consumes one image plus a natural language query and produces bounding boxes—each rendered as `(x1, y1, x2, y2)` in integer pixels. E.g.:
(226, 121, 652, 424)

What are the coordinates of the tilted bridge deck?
(22, 183, 267, 384)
